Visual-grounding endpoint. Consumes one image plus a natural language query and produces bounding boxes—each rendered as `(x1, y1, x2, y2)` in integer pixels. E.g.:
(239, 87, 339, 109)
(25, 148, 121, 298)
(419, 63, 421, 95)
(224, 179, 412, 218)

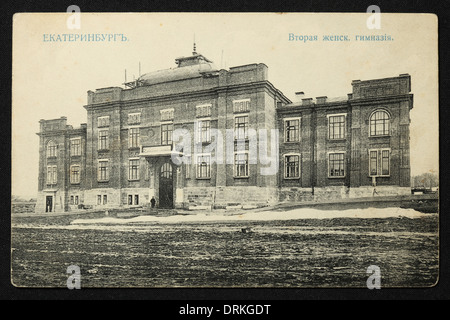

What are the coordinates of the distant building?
(35, 50, 413, 213)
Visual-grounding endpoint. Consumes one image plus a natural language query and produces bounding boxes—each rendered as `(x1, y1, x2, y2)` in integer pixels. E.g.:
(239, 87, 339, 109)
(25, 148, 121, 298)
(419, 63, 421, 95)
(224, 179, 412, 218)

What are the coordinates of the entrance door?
(159, 162, 174, 208)
(45, 196, 53, 213)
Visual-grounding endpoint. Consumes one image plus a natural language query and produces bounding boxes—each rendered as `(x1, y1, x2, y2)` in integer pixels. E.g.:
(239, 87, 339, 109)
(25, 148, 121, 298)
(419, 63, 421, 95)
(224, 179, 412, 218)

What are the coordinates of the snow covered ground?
(71, 207, 432, 225)
(12, 206, 438, 288)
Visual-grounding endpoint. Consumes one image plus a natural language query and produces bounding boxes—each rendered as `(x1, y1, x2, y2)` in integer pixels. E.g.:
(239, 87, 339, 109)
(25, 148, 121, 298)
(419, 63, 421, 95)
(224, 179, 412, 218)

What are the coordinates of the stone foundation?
(83, 188, 120, 210)
(84, 188, 151, 210)
(278, 187, 315, 203)
(313, 186, 350, 202)
(120, 188, 151, 207)
(35, 185, 413, 213)
(348, 186, 411, 198)
(278, 186, 411, 203)
(35, 190, 66, 213)
(183, 186, 278, 210)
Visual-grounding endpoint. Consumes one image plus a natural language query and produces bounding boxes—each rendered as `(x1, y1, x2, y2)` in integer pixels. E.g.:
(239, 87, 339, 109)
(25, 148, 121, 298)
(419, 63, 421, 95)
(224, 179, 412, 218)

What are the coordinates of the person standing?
(150, 196, 156, 208)
(372, 176, 379, 196)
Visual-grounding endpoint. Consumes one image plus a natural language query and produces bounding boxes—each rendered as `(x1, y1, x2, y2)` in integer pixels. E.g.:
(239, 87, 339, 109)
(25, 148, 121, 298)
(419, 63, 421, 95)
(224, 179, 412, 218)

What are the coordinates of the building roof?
(137, 53, 218, 86)
(284, 95, 349, 108)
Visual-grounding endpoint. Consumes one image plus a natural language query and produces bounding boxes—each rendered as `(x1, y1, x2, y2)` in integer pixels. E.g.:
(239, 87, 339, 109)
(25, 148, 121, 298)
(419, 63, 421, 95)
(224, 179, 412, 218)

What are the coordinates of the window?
(129, 159, 140, 180)
(98, 130, 109, 150)
(197, 120, 211, 143)
(235, 115, 249, 140)
(328, 153, 345, 178)
(70, 138, 81, 156)
(370, 110, 390, 136)
(161, 123, 173, 145)
(196, 154, 211, 179)
(161, 163, 172, 179)
(47, 141, 57, 158)
(234, 152, 249, 177)
(128, 194, 139, 205)
(70, 196, 79, 205)
(284, 118, 300, 142)
(70, 165, 81, 184)
(381, 150, 390, 176)
(369, 151, 377, 176)
(233, 99, 250, 113)
(46, 165, 57, 184)
(328, 115, 346, 140)
(97, 116, 110, 128)
(369, 149, 390, 177)
(129, 128, 140, 148)
(128, 113, 141, 125)
(284, 155, 300, 179)
(196, 104, 211, 118)
(95, 195, 109, 206)
(98, 160, 109, 181)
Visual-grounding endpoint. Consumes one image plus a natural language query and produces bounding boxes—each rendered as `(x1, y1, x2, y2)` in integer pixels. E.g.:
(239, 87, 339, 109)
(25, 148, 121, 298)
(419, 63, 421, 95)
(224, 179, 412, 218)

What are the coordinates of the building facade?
(35, 51, 413, 213)
(278, 74, 413, 202)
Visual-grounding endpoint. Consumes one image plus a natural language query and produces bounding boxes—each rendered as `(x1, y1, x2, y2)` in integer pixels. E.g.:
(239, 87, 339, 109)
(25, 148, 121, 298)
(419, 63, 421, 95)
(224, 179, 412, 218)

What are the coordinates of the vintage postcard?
(11, 12, 439, 289)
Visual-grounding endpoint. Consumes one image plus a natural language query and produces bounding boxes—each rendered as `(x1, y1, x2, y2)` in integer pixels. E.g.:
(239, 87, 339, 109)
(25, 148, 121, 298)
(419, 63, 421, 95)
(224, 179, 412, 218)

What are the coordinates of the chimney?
(294, 91, 305, 103)
(302, 98, 313, 106)
(316, 96, 327, 104)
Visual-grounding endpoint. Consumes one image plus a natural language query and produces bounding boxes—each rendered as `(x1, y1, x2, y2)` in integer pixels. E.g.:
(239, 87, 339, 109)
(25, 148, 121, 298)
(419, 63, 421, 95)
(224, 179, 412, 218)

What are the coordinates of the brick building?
(277, 74, 413, 202)
(35, 50, 413, 213)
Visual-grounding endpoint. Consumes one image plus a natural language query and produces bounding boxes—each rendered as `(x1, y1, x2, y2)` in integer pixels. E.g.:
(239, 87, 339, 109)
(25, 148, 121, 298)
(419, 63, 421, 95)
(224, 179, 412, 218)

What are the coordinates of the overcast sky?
(12, 13, 439, 199)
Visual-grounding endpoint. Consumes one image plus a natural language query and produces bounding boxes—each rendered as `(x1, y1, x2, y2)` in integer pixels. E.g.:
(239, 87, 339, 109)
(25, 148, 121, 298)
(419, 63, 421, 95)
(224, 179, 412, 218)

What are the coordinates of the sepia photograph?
(11, 12, 439, 289)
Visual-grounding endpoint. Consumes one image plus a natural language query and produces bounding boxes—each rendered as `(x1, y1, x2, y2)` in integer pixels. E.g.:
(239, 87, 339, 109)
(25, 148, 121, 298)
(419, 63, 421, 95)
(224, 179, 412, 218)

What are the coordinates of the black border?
(1, 0, 449, 302)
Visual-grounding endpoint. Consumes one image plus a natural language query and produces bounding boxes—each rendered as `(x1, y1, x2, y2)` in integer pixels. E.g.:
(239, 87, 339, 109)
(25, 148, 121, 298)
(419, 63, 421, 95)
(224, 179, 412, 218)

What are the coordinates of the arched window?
(46, 140, 57, 158)
(370, 110, 390, 136)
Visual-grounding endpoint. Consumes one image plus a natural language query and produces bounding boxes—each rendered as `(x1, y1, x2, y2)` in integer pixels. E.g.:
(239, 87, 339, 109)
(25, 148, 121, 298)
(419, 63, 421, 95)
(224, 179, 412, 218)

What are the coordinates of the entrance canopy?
(140, 145, 183, 158)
